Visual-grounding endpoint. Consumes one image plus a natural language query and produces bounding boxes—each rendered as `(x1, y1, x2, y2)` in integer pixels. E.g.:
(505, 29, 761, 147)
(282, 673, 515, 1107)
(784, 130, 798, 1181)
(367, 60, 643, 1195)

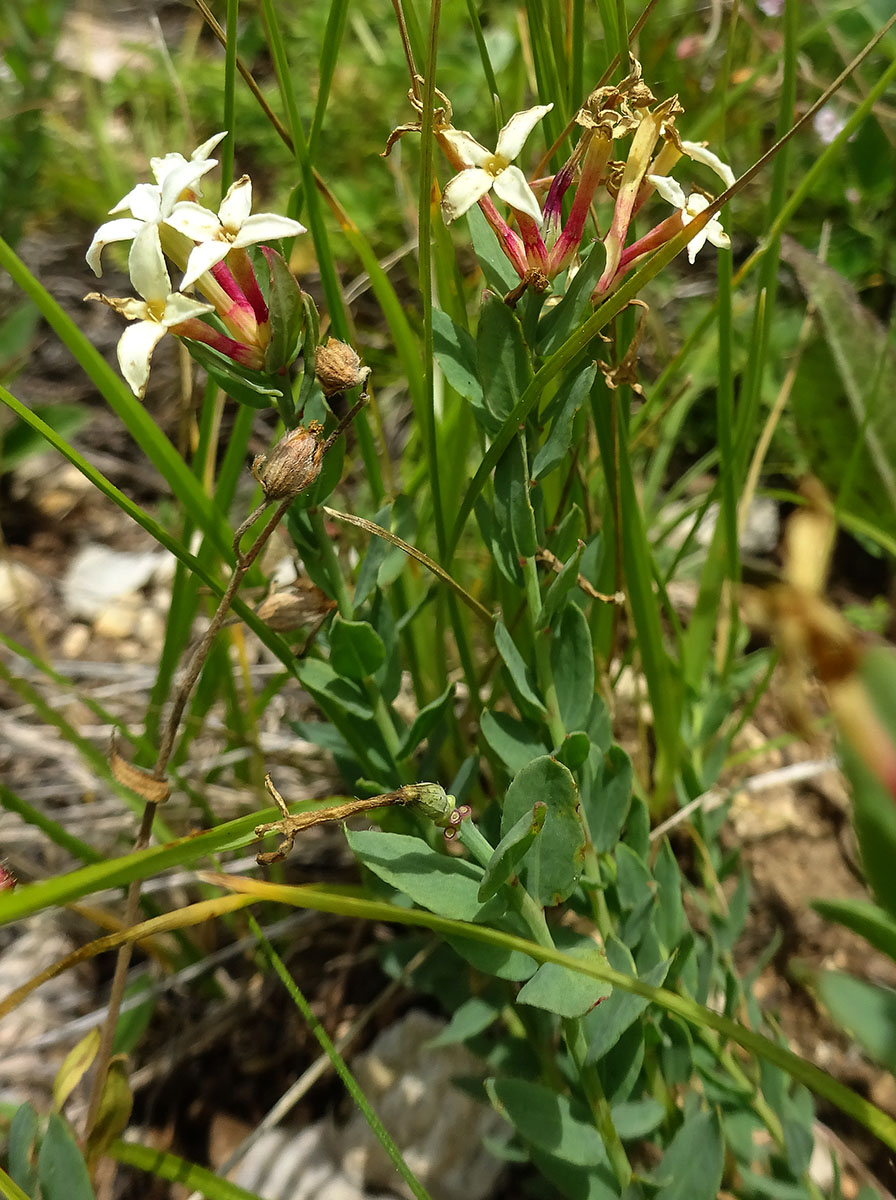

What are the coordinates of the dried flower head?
(252, 423, 325, 500)
(314, 338, 370, 397)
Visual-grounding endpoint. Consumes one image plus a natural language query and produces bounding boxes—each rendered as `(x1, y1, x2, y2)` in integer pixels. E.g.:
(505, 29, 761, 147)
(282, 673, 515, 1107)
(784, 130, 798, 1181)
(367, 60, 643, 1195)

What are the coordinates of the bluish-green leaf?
(654, 1109, 724, 1200)
(812, 968, 896, 1072)
(517, 942, 612, 1018)
(502, 756, 584, 906)
(478, 803, 547, 902)
(587, 745, 633, 854)
(616, 843, 653, 911)
(538, 542, 585, 631)
(467, 204, 520, 294)
(554, 731, 591, 772)
(653, 838, 686, 952)
(182, 338, 279, 409)
(487, 1077, 612, 1168)
(264, 247, 304, 372)
(38, 1114, 96, 1200)
(328, 616, 386, 680)
(345, 828, 499, 923)
(584, 936, 671, 1062)
(480, 708, 548, 775)
(297, 657, 372, 719)
(432, 308, 483, 404)
(532, 364, 596, 481)
(812, 896, 896, 962)
(426, 994, 502, 1047)
(477, 291, 532, 431)
(494, 435, 537, 560)
(550, 603, 594, 731)
(8, 1103, 39, 1194)
(398, 681, 456, 759)
(494, 620, 546, 713)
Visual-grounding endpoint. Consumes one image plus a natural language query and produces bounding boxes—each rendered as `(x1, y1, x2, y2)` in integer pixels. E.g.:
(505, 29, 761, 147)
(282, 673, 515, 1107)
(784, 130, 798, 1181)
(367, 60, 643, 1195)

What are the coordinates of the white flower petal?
(441, 168, 495, 223)
(180, 241, 230, 289)
(191, 131, 227, 160)
(232, 212, 306, 248)
(159, 158, 218, 216)
(495, 103, 553, 161)
(161, 292, 215, 326)
(647, 174, 687, 210)
(493, 165, 543, 223)
(86, 218, 143, 276)
(686, 227, 710, 264)
(680, 141, 735, 189)
(705, 219, 730, 250)
(440, 129, 492, 169)
(110, 183, 163, 222)
(128, 225, 170, 303)
(684, 193, 710, 218)
(219, 177, 253, 232)
(117, 320, 167, 398)
(165, 201, 224, 242)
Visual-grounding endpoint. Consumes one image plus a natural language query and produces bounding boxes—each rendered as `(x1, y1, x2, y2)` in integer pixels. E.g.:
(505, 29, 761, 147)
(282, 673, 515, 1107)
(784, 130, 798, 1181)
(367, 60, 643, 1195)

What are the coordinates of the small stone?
(94, 595, 141, 639)
(60, 623, 90, 658)
(0, 562, 43, 617)
(134, 607, 165, 648)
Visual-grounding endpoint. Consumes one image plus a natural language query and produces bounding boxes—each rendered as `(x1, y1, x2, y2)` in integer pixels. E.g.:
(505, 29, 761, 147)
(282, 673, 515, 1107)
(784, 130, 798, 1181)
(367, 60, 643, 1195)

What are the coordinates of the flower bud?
(314, 338, 370, 397)
(252, 423, 324, 500)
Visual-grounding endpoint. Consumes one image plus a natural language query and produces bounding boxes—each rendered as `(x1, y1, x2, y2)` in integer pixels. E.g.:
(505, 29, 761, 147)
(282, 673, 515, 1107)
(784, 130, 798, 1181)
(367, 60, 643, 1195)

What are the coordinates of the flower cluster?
(388, 60, 733, 300)
(85, 133, 306, 399)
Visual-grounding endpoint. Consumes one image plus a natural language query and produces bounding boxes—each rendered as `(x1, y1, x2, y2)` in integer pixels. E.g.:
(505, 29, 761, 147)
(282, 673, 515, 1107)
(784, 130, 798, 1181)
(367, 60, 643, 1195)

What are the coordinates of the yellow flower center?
(483, 153, 509, 178)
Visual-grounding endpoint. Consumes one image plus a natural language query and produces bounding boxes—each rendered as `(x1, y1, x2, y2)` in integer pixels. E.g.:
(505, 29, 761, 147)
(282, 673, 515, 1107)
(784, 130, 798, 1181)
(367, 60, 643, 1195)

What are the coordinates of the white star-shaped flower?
(165, 176, 307, 289)
(647, 175, 730, 264)
(86, 133, 226, 276)
(86, 225, 214, 398)
(440, 104, 553, 224)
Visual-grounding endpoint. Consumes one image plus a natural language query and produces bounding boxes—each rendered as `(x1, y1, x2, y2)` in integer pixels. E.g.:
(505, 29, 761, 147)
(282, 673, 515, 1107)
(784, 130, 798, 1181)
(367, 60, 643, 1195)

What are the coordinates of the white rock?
(63, 544, 170, 620)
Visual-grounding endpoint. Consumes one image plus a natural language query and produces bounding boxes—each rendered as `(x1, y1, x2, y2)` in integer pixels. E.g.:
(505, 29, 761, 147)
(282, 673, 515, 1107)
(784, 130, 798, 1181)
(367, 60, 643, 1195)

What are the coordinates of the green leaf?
(8, 1103, 39, 1194)
(480, 708, 548, 775)
(444, 931, 538, 981)
(502, 756, 585, 906)
(467, 204, 520, 294)
(398, 682, 456, 759)
(181, 338, 280, 409)
(112, 974, 157, 1056)
(554, 731, 591, 773)
(653, 1110, 724, 1200)
(432, 308, 483, 405)
(517, 941, 612, 1018)
(615, 843, 652, 910)
(812, 969, 896, 1072)
(539, 542, 585, 631)
(487, 1077, 613, 1169)
(426, 994, 501, 1047)
(529, 1150, 620, 1200)
(38, 1114, 96, 1200)
(328, 616, 386, 680)
(493, 435, 537, 560)
(475, 494, 523, 587)
(263, 247, 304, 373)
(584, 936, 671, 1062)
(532, 364, 596, 481)
(611, 1098, 665, 1140)
(345, 828, 499, 923)
(478, 803, 547, 902)
(587, 745, 633, 854)
(494, 619, 546, 713)
(537, 243, 606, 356)
(812, 896, 896, 962)
(549, 603, 595, 731)
(296, 657, 372, 720)
(476, 292, 532, 432)
(653, 839, 686, 952)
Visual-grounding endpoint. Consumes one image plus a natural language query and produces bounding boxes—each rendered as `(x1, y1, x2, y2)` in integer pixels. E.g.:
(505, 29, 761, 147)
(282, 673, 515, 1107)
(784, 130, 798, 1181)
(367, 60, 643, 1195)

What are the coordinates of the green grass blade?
(109, 1140, 264, 1200)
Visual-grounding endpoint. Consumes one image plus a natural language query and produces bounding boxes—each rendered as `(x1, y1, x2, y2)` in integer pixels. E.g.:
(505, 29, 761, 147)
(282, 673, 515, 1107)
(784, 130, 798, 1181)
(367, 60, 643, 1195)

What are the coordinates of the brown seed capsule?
(255, 581, 336, 631)
(314, 338, 370, 398)
(253, 423, 324, 500)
